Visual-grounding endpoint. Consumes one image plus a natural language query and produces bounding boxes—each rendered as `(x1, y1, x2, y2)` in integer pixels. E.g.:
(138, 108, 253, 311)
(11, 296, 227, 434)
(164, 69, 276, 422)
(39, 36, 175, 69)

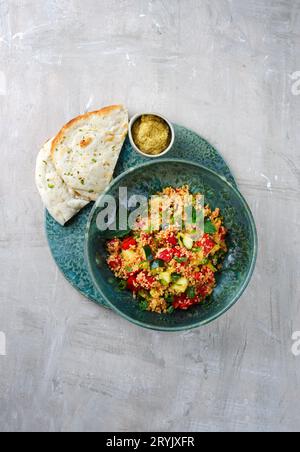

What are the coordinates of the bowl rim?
(85, 158, 258, 332)
(128, 112, 175, 158)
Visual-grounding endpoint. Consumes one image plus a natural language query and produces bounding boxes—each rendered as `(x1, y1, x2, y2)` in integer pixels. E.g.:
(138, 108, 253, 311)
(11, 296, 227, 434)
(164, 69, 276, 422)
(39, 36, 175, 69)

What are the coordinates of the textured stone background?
(0, 0, 300, 432)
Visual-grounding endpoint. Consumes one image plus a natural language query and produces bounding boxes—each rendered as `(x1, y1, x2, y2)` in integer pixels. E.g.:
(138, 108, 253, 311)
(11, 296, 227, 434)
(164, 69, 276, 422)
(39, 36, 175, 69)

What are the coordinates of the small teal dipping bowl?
(85, 160, 257, 332)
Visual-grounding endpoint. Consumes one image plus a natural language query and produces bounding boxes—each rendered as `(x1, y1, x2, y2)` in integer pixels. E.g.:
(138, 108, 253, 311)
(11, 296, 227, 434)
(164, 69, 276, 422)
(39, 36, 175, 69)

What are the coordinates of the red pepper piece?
(173, 294, 198, 310)
(122, 237, 137, 250)
(166, 234, 178, 246)
(196, 234, 215, 256)
(173, 248, 186, 258)
(127, 275, 139, 292)
(194, 272, 203, 282)
(157, 249, 174, 263)
(108, 256, 122, 271)
(197, 285, 210, 299)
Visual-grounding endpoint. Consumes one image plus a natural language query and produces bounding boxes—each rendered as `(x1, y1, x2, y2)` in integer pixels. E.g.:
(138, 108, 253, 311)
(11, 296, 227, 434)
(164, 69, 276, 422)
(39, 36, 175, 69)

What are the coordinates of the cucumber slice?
(159, 272, 171, 286)
(171, 277, 189, 293)
(182, 234, 194, 250)
(139, 261, 150, 270)
(122, 249, 136, 260)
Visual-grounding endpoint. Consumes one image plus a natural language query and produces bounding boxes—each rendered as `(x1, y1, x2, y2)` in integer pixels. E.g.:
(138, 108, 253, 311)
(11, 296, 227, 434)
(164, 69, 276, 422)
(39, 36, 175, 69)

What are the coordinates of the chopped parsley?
(187, 286, 196, 299)
(166, 295, 174, 304)
(204, 220, 217, 234)
(118, 280, 127, 290)
(174, 257, 188, 263)
(138, 300, 148, 311)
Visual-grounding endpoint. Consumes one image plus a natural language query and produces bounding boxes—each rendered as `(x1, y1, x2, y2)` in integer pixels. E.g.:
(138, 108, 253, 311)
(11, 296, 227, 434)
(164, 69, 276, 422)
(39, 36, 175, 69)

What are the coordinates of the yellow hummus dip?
(132, 115, 171, 155)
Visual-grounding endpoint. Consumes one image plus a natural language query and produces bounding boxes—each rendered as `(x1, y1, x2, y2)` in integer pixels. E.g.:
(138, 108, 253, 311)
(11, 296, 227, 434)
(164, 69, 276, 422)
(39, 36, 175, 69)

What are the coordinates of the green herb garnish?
(174, 257, 188, 263)
(118, 280, 127, 290)
(166, 295, 174, 304)
(204, 220, 217, 234)
(102, 229, 131, 239)
(143, 245, 153, 261)
(138, 300, 148, 311)
(167, 306, 175, 314)
(192, 206, 197, 224)
(186, 286, 196, 299)
(171, 273, 181, 282)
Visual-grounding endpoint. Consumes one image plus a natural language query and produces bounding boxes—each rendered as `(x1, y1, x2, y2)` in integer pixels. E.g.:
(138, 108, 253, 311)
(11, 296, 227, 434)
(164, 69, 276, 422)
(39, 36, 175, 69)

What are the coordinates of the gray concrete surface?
(0, 0, 300, 432)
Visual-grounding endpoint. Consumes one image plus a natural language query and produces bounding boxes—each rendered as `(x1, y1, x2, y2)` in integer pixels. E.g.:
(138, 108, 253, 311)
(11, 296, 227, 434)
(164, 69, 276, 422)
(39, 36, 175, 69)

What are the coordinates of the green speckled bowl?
(85, 159, 257, 331)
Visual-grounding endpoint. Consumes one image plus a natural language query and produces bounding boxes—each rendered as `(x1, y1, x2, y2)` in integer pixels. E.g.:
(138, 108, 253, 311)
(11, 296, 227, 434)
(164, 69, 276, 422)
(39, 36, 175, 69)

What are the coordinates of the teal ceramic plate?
(86, 160, 257, 331)
(46, 124, 237, 308)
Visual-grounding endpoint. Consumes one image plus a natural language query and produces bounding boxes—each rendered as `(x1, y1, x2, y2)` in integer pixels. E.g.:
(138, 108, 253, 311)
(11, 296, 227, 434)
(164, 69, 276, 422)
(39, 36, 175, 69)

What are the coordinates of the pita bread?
(35, 139, 89, 225)
(51, 105, 128, 202)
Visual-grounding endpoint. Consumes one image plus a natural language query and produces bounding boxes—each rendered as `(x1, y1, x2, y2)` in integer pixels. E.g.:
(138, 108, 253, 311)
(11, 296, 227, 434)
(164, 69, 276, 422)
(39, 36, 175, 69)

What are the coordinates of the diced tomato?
(135, 271, 156, 290)
(157, 249, 174, 263)
(127, 270, 139, 277)
(195, 268, 215, 299)
(197, 285, 210, 299)
(196, 234, 215, 256)
(201, 267, 215, 284)
(122, 237, 137, 250)
(194, 272, 203, 282)
(173, 248, 186, 258)
(166, 234, 178, 246)
(127, 275, 139, 292)
(108, 256, 122, 270)
(145, 275, 156, 286)
(173, 294, 199, 310)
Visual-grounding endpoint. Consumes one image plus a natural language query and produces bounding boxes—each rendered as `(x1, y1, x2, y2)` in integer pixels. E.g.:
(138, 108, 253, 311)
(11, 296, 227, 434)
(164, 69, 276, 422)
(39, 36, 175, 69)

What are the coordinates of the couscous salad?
(106, 186, 228, 314)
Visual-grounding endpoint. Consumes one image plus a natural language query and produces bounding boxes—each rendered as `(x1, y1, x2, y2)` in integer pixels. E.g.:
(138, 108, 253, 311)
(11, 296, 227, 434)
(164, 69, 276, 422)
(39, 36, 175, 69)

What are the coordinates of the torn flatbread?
(35, 139, 89, 226)
(51, 105, 128, 202)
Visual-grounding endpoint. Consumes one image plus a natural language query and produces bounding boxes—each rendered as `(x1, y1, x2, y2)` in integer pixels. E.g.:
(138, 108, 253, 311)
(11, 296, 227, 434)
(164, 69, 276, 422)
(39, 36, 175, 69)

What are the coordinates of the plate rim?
(45, 123, 239, 310)
(85, 158, 258, 332)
